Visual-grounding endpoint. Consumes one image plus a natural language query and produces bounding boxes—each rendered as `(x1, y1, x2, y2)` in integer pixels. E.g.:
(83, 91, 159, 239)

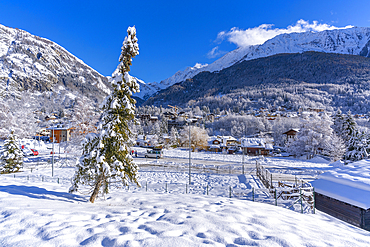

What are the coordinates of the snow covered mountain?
(139, 27, 370, 101)
(0, 24, 110, 102)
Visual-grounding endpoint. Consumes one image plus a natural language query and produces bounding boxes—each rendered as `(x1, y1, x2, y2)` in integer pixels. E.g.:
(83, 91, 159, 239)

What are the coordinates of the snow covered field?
(1, 140, 370, 246)
(1, 169, 370, 246)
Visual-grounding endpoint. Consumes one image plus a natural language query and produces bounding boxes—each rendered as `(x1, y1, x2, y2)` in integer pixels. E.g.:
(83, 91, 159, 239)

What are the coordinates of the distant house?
(205, 114, 215, 122)
(45, 115, 57, 122)
(207, 136, 222, 152)
(241, 138, 269, 156)
(311, 163, 370, 231)
(46, 125, 71, 143)
(137, 114, 159, 123)
(283, 129, 299, 143)
(136, 135, 158, 147)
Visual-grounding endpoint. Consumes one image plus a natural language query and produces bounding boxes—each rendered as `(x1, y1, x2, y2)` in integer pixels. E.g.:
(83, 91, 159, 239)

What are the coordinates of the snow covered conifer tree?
(342, 111, 358, 144)
(69, 26, 140, 203)
(332, 109, 344, 137)
(0, 130, 23, 174)
(345, 130, 370, 161)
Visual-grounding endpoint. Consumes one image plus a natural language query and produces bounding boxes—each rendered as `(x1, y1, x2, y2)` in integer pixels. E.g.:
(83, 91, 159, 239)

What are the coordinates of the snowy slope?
(140, 27, 370, 100)
(0, 24, 110, 101)
(1, 168, 370, 246)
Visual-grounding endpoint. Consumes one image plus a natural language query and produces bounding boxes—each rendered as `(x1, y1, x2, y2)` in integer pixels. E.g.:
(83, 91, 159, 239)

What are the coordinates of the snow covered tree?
(332, 109, 344, 137)
(169, 127, 179, 147)
(179, 126, 209, 151)
(345, 130, 370, 161)
(322, 133, 346, 161)
(0, 130, 23, 174)
(69, 26, 140, 203)
(160, 117, 168, 135)
(287, 113, 333, 158)
(67, 96, 99, 154)
(342, 111, 358, 144)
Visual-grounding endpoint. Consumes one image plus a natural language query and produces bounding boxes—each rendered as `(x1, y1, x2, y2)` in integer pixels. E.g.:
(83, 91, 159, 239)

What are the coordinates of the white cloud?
(207, 46, 227, 59)
(216, 19, 354, 48)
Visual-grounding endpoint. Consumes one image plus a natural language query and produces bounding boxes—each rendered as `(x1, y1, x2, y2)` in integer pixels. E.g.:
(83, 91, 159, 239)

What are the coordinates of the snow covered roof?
(265, 144, 274, 150)
(46, 125, 71, 131)
(311, 159, 370, 209)
(209, 144, 220, 149)
(241, 138, 266, 148)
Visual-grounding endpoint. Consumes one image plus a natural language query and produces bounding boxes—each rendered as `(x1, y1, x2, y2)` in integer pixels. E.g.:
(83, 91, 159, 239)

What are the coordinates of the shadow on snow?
(0, 185, 86, 203)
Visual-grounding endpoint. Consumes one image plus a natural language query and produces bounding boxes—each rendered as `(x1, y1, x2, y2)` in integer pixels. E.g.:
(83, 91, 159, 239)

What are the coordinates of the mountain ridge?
(138, 27, 370, 101)
(0, 23, 110, 102)
(143, 51, 370, 109)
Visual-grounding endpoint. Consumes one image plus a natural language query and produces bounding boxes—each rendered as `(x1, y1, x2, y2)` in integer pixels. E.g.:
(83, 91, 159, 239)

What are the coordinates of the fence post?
(229, 186, 232, 198)
(300, 188, 303, 214)
(242, 165, 244, 175)
(146, 181, 148, 192)
(31, 168, 33, 173)
(165, 182, 167, 193)
(42, 176, 44, 182)
(275, 188, 277, 206)
(313, 187, 315, 214)
(57, 178, 59, 184)
(207, 184, 209, 195)
(14, 174, 15, 178)
(186, 183, 188, 194)
(252, 187, 255, 202)
(229, 165, 231, 175)
(271, 173, 273, 188)
(27, 175, 29, 180)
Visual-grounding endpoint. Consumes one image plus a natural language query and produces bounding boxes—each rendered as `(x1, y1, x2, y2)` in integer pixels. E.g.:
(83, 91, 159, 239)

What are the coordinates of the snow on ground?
(1, 170, 370, 246)
(1, 143, 370, 246)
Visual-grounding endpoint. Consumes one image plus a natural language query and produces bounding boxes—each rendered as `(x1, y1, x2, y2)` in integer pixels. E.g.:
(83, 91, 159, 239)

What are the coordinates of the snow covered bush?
(69, 26, 140, 203)
(0, 130, 23, 174)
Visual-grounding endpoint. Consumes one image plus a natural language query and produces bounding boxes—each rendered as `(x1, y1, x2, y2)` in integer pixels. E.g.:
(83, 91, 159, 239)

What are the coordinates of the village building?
(46, 125, 71, 143)
(311, 161, 370, 231)
(240, 138, 270, 156)
(283, 128, 299, 143)
(206, 136, 239, 153)
(136, 134, 159, 147)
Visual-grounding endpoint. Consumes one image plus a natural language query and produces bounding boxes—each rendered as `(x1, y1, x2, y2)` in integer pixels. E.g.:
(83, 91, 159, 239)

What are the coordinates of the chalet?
(311, 162, 370, 231)
(240, 138, 270, 156)
(45, 115, 57, 122)
(46, 125, 71, 143)
(136, 135, 158, 147)
(205, 114, 215, 122)
(207, 136, 222, 152)
(137, 114, 159, 123)
(308, 108, 325, 113)
(283, 129, 299, 143)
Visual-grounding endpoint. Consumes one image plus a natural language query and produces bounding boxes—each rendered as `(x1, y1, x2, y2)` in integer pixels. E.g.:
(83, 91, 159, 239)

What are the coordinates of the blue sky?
(1, 0, 369, 83)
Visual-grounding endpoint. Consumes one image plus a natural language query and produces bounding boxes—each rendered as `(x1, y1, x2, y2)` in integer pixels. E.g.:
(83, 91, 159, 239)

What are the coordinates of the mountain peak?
(0, 23, 110, 101)
(136, 27, 370, 102)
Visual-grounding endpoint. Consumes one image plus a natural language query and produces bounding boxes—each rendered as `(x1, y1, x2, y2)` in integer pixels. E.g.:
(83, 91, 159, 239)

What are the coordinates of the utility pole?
(188, 122, 191, 184)
(52, 125, 54, 177)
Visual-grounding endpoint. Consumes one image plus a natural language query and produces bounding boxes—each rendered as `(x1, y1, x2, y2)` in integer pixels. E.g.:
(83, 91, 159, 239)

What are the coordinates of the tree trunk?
(90, 174, 104, 203)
